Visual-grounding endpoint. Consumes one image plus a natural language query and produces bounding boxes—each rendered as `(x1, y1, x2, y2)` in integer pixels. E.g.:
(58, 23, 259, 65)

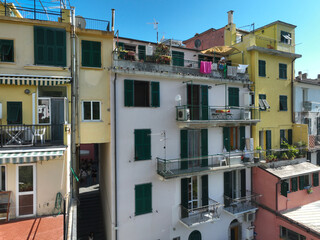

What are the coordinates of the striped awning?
(0, 74, 72, 86)
(0, 150, 64, 164)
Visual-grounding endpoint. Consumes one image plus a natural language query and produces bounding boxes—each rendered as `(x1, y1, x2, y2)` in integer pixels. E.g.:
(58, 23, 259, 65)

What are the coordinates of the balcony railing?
(180, 198, 223, 227)
(0, 124, 64, 148)
(112, 52, 250, 83)
(176, 105, 260, 126)
(224, 190, 261, 216)
(157, 151, 260, 179)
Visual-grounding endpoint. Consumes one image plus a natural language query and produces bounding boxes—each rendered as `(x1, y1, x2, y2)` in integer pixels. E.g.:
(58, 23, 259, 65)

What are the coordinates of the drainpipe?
(291, 57, 297, 124)
(113, 73, 118, 240)
(70, 6, 78, 199)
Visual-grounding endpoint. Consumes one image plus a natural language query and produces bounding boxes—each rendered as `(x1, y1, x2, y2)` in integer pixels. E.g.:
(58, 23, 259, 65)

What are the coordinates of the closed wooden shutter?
(279, 64, 287, 79)
(201, 175, 208, 206)
(138, 45, 146, 61)
(266, 130, 272, 150)
(223, 127, 230, 151)
(201, 85, 208, 120)
(172, 51, 184, 66)
(34, 27, 46, 65)
(151, 82, 160, 107)
(281, 181, 288, 197)
(313, 172, 319, 187)
(134, 129, 151, 160)
(280, 96, 287, 111)
(82, 40, 101, 67)
(124, 79, 134, 107)
(55, 29, 66, 66)
(291, 177, 298, 192)
(180, 130, 188, 170)
(135, 183, 152, 215)
(258, 60, 266, 77)
(181, 178, 189, 218)
(201, 129, 208, 167)
(228, 87, 239, 107)
(299, 176, 305, 190)
(240, 126, 245, 150)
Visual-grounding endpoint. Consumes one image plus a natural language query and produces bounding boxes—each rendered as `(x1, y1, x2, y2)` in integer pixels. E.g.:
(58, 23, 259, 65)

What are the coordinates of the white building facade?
(105, 37, 262, 240)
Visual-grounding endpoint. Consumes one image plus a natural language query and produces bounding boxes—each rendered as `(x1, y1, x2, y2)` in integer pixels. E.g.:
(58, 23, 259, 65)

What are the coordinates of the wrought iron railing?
(224, 190, 261, 215)
(176, 105, 260, 122)
(157, 151, 258, 179)
(180, 198, 223, 227)
(75, 16, 110, 31)
(0, 124, 64, 147)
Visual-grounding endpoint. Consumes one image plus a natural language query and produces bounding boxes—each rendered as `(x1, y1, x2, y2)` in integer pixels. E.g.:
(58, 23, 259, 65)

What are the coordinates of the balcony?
(224, 191, 261, 216)
(112, 52, 250, 84)
(157, 151, 261, 179)
(180, 198, 223, 227)
(0, 124, 65, 149)
(176, 105, 260, 128)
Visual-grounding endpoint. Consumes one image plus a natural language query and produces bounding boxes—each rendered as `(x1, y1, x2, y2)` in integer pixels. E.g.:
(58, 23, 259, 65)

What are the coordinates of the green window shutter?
(135, 183, 152, 215)
(201, 175, 208, 206)
(287, 129, 292, 145)
(151, 82, 160, 107)
(228, 87, 239, 107)
(82, 40, 91, 67)
(92, 41, 101, 67)
(240, 126, 245, 151)
(299, 176, 305, 190)
(313, 173, 319, 187)
(279, 64, 287, 79)
(7, 102, 22, 124)
(258, 60, 266, 77)
(34, 26, 46, 65)
(291, 177, 298, 192)
(281, 181, 288, 197)
(240, 169, 246, 197)
(180, 130, 188, 170)
(181, 178, 189, 218)
(201, 129, 208, 167)
(55, 29, 66, 66)
(201, 85, 208, 120)
(223, 127, 230, 151)
(266, 130, 272, 150)
(172, 51, 184, 66)
(224, 171, 232, 207)
(134, 129, 151, 161)
(138, 45, 146, 61)
(124, 80, 134, 107)
(82, 40, 101, 67)
(280, 96, 287, 111)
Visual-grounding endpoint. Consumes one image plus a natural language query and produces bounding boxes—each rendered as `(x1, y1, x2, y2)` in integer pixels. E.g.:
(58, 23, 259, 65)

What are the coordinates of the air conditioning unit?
(244, 212, 255, 222)
(177, 108, 190, 121)
(241, 110, 251, 120)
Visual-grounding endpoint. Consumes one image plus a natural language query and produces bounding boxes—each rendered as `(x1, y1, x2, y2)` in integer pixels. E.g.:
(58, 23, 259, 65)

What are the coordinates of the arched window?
(189, 230, 201, 240)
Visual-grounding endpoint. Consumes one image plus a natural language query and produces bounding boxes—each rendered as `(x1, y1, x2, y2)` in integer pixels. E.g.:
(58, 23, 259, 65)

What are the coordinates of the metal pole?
(34, 0, 36, 19)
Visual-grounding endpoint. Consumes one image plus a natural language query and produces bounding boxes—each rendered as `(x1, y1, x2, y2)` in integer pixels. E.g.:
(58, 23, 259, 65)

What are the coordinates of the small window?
(299, 175, 310, 190)
(258, 60, 266, 77)
(280, 226, 306, 240)
(134, 129, 151, 161)
(172, 51, 184, 66)
(135, 183, 152, 216)
(82, 101, 101, 121)
(7, 101, 22, 124)
(81, 40, 101, 68)
(124, 80, 160, 107)
(0, 39, 14, 62)
(228, 87, 239, 107)
(279, 63, 287, 79)
(280, 31, 292, 44)
(279, 95, 287, 111)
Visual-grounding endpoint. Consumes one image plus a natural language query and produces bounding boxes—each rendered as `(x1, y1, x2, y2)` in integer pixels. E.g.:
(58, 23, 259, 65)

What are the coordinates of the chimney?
(298, 71, 302, 80)
(227, 10, 234, 25)
(302, 73, 307, 79)
(111, 9, 115, 31)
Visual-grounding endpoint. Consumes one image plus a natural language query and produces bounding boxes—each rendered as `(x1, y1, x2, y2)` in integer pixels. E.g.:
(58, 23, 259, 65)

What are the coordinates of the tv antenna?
(147, 18, 159, 43)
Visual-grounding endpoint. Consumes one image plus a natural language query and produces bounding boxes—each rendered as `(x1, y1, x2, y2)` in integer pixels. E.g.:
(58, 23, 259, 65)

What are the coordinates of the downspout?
(113, 73, 118, 240)
(291, 57, 297, 124)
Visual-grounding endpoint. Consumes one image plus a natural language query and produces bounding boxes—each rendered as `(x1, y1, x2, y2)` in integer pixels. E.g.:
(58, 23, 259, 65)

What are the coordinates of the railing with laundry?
(0, 124, 64, 148)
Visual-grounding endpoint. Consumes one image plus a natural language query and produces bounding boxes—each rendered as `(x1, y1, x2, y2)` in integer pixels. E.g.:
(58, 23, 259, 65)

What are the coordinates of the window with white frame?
(82, 101, 101, 121)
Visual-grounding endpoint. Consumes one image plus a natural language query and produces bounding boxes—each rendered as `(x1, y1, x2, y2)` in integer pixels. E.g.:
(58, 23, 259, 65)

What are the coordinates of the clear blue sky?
(70, 0, 320, 78)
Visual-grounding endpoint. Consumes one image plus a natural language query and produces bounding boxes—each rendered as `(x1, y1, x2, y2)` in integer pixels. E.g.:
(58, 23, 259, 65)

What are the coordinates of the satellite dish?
(76, 16, 86, 29)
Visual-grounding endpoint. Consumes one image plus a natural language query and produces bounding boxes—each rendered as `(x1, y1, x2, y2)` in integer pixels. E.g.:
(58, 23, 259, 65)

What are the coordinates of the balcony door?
(51, 98, 65, 144)
(16, 164, 36, 217)
(224, 169, 246, 206)
(187, 84, 208, 120)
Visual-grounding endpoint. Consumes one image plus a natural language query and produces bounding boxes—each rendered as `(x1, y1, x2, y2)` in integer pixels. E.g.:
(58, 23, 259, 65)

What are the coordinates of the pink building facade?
(253, 161, 320, 240)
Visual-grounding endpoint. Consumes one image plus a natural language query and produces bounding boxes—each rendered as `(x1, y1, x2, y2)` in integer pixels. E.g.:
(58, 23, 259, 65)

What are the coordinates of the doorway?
(51, 98, 65, 144)
(16, 164, 36, 217)
(230, 219, 240, 240)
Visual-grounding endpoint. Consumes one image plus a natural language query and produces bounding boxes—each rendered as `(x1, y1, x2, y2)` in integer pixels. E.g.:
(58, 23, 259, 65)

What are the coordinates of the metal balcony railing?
(112, 52, 250, 83)
(224, 190, 261, 215)
(0, 124, 64, 148)
(180, 198, 223, 227)
(157, 151, 260, 179)
(176, 105, 260, 122)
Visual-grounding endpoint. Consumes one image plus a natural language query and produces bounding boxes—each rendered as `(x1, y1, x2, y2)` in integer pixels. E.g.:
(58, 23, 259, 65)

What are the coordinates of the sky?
(69, 0, 320, 78)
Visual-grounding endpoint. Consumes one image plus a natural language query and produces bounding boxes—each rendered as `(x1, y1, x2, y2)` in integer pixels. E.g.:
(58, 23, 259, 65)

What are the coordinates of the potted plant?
(254, 146, 262, 163)
(307, 186, 313, 194)
(154, 43, 171, 65)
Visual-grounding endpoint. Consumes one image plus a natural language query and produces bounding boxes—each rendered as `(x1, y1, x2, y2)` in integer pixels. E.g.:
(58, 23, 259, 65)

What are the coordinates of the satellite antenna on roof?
(147, 18, 159, 43)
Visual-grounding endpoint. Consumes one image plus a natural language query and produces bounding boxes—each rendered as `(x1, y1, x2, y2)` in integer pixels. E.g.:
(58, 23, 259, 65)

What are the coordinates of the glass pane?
(38, 99, 50, 124)
(19, 194, 33, 215)
(83, 102, 91, 120)
(1, 166, 5, 191)
(19, 166, 33, 192)
(92, 102, 100, 120)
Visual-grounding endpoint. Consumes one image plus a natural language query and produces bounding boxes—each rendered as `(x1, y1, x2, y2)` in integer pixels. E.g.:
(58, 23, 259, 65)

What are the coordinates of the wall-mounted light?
(24, 89, 31, 95)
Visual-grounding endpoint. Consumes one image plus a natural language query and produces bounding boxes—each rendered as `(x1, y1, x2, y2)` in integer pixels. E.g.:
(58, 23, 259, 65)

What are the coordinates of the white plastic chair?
(32, 128, 46, 144)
